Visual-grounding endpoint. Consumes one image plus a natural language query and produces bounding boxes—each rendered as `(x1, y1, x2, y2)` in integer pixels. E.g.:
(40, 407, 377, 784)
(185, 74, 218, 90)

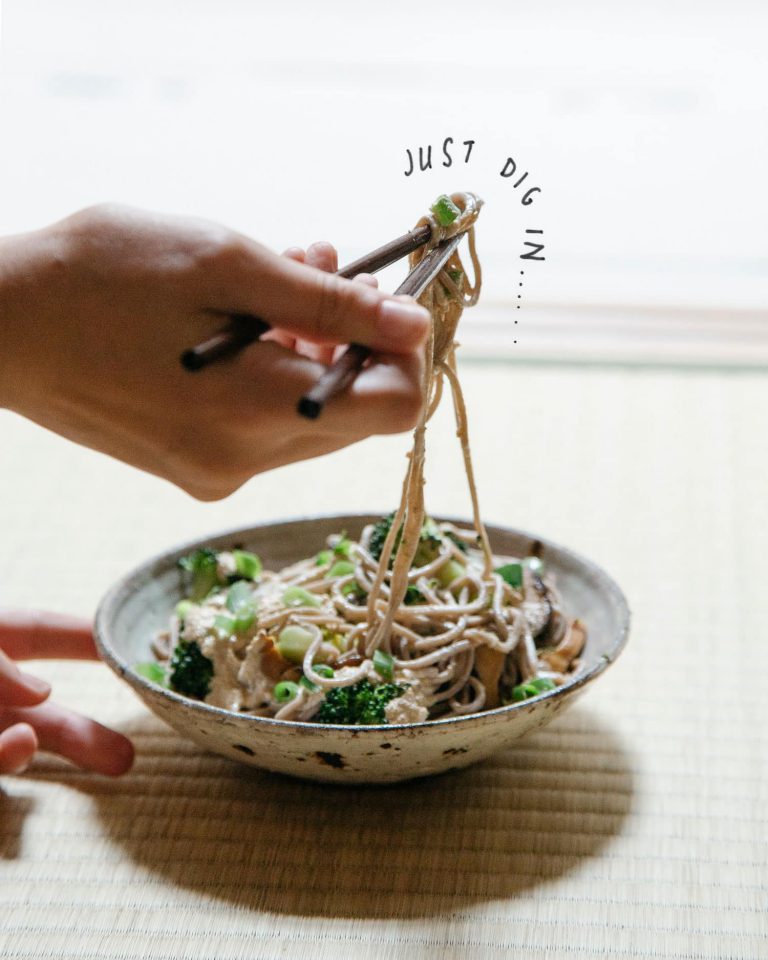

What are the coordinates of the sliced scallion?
(233, 549, 262, 581)
(328, 560, 355, 578)
(282, 586, 322, 608)
(300, 663, 333, 692)
(226, 580, 253, 613)
(174, 599, 194, 622)
(495, 562, 524, 590)
(214, 614, 236, 636)
(135, 662, 167, 686)
(274, 680, 299, 703)
(333, 536, 352, 558)
(277, 625, 315, 663)
(373, 649, 394, 680)
(436, 559, 465, 588)
(431, 194, 461, 227)
(510, 677, 556, 702)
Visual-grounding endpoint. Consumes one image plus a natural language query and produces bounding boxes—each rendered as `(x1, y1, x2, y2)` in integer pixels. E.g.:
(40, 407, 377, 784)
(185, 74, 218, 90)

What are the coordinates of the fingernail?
(20, 672, 51, 697)
(307, 240, 333, 254)
(379, 298, 430, 344)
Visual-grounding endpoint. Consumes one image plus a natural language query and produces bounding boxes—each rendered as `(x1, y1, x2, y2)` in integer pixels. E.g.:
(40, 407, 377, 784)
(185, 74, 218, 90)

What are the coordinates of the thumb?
(239, 249, 431, 354)
(0, 647, 51, 708)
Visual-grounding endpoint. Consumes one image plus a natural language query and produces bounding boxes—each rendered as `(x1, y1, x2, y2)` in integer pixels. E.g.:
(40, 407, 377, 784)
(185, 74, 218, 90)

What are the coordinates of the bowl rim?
(94, 513, 631, 734)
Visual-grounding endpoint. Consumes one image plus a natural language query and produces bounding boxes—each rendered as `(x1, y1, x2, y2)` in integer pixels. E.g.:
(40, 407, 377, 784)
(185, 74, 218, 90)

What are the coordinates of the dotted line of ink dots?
(515, 271, 523, 343)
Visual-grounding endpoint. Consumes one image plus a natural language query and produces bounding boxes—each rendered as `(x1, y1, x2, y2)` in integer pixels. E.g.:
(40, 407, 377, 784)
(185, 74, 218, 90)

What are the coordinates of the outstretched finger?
(1, 701, 134, 776)
(0, 610, 98, 661)
(0, 722, 37, 774)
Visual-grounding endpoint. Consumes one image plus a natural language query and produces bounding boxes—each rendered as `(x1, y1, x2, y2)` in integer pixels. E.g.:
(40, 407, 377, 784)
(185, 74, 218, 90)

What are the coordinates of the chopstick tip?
(180, 349, 205, 372)
(297, 396, 322, 420)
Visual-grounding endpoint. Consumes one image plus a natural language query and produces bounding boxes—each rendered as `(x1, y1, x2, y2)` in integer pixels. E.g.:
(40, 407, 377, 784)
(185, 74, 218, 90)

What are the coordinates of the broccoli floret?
(404, 585, 426, 605)
(178, 548, 219, 601)
(341, 581, 367, 605)
(368, 514, 396, 562)
(169, 640, 214, 700)
(368, 513, 450, 568)
(413, 517, 443, 567)
(315, 679, 405, 725)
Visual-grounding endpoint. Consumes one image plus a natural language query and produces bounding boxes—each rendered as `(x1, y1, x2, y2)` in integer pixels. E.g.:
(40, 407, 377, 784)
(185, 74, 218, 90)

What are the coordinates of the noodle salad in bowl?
(137, 517, 586, 725)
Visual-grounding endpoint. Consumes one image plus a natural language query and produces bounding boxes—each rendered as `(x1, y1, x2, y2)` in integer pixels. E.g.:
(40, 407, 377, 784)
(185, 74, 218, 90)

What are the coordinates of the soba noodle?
(146, 193, 586, 723)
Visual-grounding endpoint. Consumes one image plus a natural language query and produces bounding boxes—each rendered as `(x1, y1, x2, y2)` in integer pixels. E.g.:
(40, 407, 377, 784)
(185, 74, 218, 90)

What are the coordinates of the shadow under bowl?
(95, 515, 630, 784)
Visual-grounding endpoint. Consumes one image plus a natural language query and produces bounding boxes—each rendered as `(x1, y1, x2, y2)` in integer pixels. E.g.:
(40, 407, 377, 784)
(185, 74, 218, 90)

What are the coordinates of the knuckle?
(56, 204, 126, 264)
(311, 272, 344, 340)
(65, 202, 122, 231)
(193, 230, 243, 270)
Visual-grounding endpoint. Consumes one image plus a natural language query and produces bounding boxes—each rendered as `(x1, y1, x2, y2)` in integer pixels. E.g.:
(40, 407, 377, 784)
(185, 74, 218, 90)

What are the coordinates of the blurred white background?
(0, 0, 766, 362)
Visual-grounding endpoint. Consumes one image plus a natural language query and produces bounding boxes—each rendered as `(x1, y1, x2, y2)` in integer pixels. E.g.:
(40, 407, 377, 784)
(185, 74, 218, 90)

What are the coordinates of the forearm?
(0, 233, 22, 409)
(0, 225, 65, 412)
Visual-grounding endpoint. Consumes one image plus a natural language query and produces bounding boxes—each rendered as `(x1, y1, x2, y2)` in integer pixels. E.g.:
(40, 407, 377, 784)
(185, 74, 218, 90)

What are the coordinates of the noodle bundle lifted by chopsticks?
(141, 193, 587, 724)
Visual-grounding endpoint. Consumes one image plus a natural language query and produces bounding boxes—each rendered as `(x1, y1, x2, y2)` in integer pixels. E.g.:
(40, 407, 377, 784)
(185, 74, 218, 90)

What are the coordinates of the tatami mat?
(1, 361, 767, 958)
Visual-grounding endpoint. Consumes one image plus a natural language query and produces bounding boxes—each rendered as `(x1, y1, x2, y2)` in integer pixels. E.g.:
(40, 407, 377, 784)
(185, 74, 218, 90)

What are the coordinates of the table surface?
(1, 359, 766, 959)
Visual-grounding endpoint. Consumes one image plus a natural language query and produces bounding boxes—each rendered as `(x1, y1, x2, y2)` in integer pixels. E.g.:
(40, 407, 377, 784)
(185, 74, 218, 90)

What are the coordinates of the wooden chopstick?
(179, 225, 432, 372)
(297, 232, 464, 420)
(180, 314, 270, 371)
(335, 224, 430, 279)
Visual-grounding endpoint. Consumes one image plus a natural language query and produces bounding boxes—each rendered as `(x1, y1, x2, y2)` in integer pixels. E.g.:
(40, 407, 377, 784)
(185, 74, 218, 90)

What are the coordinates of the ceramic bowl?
(95, 515, 630, 784)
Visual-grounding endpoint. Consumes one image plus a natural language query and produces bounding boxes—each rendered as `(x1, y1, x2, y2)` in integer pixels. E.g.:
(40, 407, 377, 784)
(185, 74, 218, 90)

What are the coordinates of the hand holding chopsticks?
(0, 203, 434, 500)
(180, 222, 468, 418)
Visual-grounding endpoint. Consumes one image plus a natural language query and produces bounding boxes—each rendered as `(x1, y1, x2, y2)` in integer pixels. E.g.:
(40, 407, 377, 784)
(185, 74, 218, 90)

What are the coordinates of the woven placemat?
(1, 362, 767, 959)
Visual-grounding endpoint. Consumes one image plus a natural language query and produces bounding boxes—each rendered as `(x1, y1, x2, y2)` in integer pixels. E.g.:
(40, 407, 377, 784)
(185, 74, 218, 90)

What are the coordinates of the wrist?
(0, 226, 64, 411)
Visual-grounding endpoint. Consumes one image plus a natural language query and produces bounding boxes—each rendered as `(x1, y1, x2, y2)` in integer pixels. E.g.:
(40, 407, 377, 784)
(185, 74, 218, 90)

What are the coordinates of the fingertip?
(0, 668, 51, 708)
(305, 240, 338, 273)
(19, 672, 52, 702)
(377, 297, 431, 351)
(84, 728, 134, 777)
(282, 247, 305, 262)
(0, 722, 38, 775)
(353, 272, 379, 288)
(306, 240, 336, 258)
(5, 702, 135, 778)
(101, 735, 135, 777)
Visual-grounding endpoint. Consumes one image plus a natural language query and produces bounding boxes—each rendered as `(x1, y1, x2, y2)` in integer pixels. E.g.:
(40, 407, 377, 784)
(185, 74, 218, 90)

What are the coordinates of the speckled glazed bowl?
(95, 515, 629, 784)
